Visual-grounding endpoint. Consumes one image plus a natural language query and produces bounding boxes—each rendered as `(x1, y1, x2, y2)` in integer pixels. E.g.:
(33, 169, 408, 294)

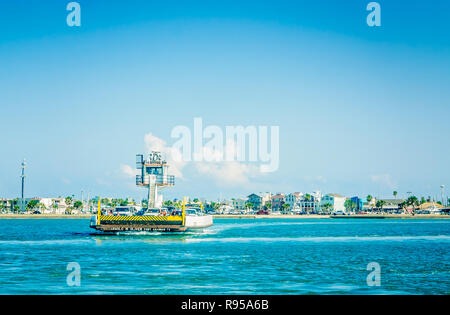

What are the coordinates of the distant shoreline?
(0, 214, 92, 219)
(0, 214, 448, 219)
(214, 214, 450, 219)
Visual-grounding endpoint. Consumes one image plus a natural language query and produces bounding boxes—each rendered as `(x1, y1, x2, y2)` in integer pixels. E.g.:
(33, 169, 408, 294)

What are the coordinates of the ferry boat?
(90, 152, 213, 233)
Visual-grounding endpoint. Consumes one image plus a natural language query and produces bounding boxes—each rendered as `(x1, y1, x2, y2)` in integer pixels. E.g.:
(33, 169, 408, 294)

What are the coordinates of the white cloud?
(370, 174, 397, 189)
(120, 164, 138, 178)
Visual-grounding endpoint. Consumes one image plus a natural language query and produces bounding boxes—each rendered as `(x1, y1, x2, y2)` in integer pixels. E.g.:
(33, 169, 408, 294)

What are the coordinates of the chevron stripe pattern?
(99, 215, 183, 225)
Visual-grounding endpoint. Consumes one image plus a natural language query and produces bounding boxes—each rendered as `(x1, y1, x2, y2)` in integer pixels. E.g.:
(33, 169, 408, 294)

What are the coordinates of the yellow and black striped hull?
(92, 215, 186, 232)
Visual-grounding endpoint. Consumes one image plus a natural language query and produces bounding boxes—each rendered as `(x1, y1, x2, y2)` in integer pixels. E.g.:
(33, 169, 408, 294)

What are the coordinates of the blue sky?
(0, 0, 449, 201)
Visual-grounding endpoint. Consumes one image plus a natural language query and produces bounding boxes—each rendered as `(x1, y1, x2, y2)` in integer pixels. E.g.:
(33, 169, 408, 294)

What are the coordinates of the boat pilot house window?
(147, 167, 162, 175)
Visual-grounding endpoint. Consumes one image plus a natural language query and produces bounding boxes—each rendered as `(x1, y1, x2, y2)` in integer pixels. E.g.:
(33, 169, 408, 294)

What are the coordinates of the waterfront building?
(321, 193, 346, 212)
(3, 199, 20, 212)
(271, 193, 285, 210)
(260, 192, 272, 209)
(37, 198, 53, 210)
(312, 191, 322, 203)
(23, 197, 68, 214)
(299, 192, 322, 213)
(50, 198, 69, 214)
(378, 199, 406, 212)
(232, 198, 247, 210)
(0, 199, 13, 212)
(247, 192, 272, 210)
(285, 192, 303, 209)
(350, 196, 364, 211)
(247, 194, 262, 209)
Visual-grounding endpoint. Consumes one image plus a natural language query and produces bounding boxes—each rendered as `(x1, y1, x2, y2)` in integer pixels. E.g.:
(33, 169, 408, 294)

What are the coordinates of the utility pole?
(20, 159, 26, 212)
(87, 192, 90, 212)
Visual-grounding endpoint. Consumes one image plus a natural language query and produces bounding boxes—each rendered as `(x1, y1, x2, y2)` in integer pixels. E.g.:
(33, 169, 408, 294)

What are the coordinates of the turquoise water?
(0, 219, 449, 294)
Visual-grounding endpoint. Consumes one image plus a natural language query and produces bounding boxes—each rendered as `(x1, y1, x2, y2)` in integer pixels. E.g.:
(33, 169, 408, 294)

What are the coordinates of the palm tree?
(376, 200, 386, 212)
(74, 201, 83, 209)
(65, 196, 73, 207)
(37, 203, 47, 213)
(303, 194, 313, 213)
(407, 196, 419, 215)
(344, 199, 352, 211)
(344, 200, 357, 213)
(393, 191, 398, 199)
(26, 200, 38, 211)
(281, 203, 290, 214)
(52, 203, 59, 214)
(163, 200, 174, 207)
(322, 203, 333, 214)
(367, 195, 373, 212)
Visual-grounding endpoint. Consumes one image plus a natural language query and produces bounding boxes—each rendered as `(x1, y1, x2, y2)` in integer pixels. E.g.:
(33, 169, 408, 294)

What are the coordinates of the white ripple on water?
(184, 235, 450, 243)
(0, 239, 94, 246)
(205, 220, 398, 234)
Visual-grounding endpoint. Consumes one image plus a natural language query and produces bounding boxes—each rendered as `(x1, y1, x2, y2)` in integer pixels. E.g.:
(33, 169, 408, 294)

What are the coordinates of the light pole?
(87, 192, 90, 213)
(81, 190, 84, 213)
(20, 159, 26, 212)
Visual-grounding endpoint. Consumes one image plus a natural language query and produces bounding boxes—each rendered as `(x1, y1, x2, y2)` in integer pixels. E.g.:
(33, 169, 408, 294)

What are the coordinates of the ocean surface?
(0, 218, 448, 295)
